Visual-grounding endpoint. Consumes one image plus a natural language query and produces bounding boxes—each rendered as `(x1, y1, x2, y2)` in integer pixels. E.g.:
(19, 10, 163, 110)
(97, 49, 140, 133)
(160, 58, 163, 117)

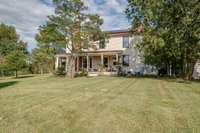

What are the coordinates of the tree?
(31, 47, 55, 74)
(126, 0, 200, 79)
(0, 23, 28, 76)
(5, 51, 27, 78)
(36, 0, 106, 78)
(0, 23, 28, 56)
(34, 19, 64, 75)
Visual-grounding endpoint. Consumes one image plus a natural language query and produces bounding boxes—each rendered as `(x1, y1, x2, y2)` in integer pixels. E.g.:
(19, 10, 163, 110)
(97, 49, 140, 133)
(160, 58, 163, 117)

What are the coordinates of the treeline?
(126, 0, 200, 79)
(0, 0, 106, 78)
(0, 23, 29, 78)
(0, 23, 57, 78)
(1, 0, 199, 80)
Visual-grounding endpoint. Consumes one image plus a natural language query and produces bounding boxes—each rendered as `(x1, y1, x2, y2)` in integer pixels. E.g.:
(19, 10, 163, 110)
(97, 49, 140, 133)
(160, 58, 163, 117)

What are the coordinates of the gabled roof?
(104, 29, 130, 37)
(104, 29, 129, 34)
(56, 47, 66, 55)
(104, 24, 144, 37)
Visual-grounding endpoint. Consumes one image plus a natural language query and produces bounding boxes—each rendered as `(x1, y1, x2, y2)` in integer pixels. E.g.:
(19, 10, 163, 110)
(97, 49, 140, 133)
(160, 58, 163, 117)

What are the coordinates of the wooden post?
(101, 54, 104, 65)
(65, 56, 68, 72)
(55, 56, 59, 70)
(116, 54, 118, 62)
(82, 56, 84, 69)
(77, 56, 79, 72)
(87, 55, 89, 71)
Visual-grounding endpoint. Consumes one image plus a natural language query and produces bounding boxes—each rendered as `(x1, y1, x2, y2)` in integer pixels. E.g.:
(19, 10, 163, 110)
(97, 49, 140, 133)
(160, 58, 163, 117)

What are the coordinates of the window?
(99, 40, 106, 49)
(89, 57, 92, 68)
(123, 36, 129, 48)
(122, 55, 129, 66)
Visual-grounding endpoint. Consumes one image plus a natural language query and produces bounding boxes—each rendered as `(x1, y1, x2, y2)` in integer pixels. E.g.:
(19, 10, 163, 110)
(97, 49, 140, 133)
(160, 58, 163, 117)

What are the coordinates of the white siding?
(106, 37, 124, 50)
(193, 60, 200, 79)
(121, 35, 158, 75)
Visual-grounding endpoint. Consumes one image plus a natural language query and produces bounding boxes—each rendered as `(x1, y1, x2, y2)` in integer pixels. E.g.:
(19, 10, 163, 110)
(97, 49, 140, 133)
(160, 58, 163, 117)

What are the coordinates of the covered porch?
(55, 51, 122, 76)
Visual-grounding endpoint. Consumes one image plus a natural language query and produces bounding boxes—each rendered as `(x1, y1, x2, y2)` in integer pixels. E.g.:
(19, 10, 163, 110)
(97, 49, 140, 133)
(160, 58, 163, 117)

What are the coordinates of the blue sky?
(0, 0, 130, 51)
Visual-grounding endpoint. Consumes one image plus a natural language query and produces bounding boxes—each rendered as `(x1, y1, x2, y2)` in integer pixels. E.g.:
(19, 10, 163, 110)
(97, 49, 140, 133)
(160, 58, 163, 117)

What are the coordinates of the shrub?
(56, 67, 66, 75)
(79, 69, 88, 77)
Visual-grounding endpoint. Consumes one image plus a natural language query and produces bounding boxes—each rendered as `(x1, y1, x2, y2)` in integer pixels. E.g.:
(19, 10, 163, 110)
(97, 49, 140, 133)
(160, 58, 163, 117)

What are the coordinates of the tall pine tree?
(36, 0, 106, 78)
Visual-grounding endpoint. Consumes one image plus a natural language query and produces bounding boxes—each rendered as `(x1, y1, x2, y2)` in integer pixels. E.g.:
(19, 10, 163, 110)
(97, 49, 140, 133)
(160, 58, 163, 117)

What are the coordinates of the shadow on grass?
(0, 81, 19, 90)
(12, 75, 34, 79)
(161, 78, 192, 84)
(115, 75, 200, 84)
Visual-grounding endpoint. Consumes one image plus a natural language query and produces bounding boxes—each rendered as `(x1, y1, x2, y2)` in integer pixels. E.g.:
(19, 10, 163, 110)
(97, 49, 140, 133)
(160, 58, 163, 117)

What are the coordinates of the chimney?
(137, 23, 144, 33)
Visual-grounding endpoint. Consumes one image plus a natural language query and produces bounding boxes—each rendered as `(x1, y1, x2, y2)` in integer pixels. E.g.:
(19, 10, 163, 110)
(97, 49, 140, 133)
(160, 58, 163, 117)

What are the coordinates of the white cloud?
(0, 0, 54, 51)
(0, 0, 130, 51)
(84, 0, 130, 30)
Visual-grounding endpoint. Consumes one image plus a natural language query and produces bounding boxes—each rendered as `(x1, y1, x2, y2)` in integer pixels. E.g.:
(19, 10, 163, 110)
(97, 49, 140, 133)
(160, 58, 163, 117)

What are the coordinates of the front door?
(104, 57, 108, 67)
(89, 57, 92, 69)
(83, 57, 87, 69)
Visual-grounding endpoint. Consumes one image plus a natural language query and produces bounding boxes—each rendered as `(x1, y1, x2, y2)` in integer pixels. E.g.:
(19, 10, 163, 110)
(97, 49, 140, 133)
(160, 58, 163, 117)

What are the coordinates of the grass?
(0, 75, 200, 133)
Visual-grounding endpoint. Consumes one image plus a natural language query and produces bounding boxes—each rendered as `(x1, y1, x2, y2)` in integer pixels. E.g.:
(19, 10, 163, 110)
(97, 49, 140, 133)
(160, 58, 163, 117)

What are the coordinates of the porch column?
(76, 56, 79, 72)
(65, 56, 68, 72)
(82, 56, 84, 69)
(101, 53, 104, 65)
(55, 56, 59, 70)
(116, 54, 119, 62)
(87, 55, 89, 71)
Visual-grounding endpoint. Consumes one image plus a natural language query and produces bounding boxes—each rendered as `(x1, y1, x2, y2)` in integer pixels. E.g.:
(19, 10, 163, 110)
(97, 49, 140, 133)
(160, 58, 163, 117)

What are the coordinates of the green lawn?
(0, 75, 200, 133)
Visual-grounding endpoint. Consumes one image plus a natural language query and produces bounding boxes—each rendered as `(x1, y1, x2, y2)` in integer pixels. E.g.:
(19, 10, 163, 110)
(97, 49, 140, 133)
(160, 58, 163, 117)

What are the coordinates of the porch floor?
(88, 71, 118, 77)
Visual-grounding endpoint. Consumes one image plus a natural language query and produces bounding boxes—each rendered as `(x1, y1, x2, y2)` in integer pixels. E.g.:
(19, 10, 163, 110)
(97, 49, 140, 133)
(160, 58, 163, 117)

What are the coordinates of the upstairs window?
(123, 36, 129, 48)
(122, 55, 129, 66)
(99, 40, 106, 49)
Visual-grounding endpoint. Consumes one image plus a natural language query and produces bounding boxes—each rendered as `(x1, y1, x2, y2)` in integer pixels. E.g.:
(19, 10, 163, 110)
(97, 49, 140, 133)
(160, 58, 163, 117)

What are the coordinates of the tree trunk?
(40, 68, 43, 75)
(48, 62, 54, 75)
(183, 61, 195, 80)
(66, 55, 76, 78)
(15, 70, 18, 78)
(180, 48, 187, 78)
(169, 62, 172, 77)
(1, 69, 4, 77)
(65, 19, 81, 79)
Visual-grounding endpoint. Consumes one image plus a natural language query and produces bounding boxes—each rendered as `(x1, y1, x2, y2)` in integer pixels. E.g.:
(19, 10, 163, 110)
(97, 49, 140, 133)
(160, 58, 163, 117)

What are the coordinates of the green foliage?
(79, 69, 88, 77)
(36, 0, 106, 52)
(0, 23, 28, 77)
(0, 23, 28, 56)
(5, 51, 27, 77)
(31, 47, 54, 74)
(97, 64, 105, 72)
(35, 0, 106, 78)
(55, 66, 66, 75)
(126, 0, 200, 79)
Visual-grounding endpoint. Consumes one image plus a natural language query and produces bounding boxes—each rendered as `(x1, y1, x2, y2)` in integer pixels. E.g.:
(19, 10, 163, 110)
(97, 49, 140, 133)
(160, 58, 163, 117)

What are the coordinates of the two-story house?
(55, 29, 157, 76)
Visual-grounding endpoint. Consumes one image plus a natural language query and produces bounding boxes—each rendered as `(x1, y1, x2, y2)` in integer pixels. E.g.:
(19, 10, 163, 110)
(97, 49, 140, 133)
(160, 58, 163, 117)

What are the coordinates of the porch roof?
(56, 50, 123, 57)
(81, 50, 123, 56)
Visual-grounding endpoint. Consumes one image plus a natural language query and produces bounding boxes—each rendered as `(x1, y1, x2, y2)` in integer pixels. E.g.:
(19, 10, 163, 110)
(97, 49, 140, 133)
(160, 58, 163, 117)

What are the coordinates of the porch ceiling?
(56, 50, 123, 57)
(82, 50, 123, 56)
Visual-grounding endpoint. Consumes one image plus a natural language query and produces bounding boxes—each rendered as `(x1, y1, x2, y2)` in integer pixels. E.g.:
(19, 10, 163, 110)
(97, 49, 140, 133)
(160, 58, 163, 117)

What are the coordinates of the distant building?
(193, 60, 200, 79)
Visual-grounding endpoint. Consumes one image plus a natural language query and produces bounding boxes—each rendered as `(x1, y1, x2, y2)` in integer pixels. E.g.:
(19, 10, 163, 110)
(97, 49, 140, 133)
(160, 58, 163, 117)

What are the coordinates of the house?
(55, 29, 157, 76)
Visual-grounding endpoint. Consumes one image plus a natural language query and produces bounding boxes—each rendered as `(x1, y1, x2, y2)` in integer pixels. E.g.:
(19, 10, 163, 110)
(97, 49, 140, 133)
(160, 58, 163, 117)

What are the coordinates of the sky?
(0, 0, 130, 51)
